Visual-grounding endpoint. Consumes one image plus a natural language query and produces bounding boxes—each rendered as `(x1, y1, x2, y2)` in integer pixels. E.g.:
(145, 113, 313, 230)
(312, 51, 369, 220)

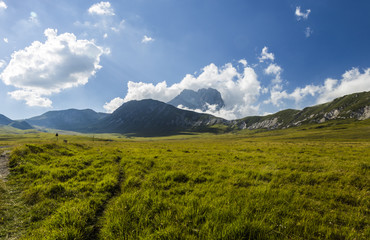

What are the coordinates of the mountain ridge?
(1, 91, 368, 135)
(0, 114, 33, 130)
(233, 91, 370, 130)
(88, 99, 226, 136)
(26, 109, 108, 132)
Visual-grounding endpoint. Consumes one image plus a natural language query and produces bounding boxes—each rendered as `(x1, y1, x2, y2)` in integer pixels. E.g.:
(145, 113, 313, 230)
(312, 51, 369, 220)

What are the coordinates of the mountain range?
(0, 90, 369, 136)
(0, 114, 33, 130)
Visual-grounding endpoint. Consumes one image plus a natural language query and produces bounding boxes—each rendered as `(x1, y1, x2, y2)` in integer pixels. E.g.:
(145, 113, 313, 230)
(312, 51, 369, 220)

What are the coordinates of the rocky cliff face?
(168, 88, 225, 111)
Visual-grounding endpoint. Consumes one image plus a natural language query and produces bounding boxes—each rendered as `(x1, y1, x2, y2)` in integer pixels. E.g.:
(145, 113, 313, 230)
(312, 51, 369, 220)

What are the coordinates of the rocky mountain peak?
(168, 88, 225, 111)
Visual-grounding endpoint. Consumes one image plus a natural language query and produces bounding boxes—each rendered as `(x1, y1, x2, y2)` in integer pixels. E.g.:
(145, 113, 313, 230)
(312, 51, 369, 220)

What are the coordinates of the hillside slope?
(90, 99, 226, 135)
(234, 91, 370, 130)
(26, 109, 108, 131)
(0, 114, 33, 130)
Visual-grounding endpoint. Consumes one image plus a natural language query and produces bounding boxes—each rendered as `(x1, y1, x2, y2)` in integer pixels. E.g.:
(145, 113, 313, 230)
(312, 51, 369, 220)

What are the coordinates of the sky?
(0, 0, 370, 120)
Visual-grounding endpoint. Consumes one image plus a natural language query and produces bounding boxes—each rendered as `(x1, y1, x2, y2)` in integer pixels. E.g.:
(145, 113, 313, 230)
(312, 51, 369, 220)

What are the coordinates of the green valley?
(0, 119, 369, 239)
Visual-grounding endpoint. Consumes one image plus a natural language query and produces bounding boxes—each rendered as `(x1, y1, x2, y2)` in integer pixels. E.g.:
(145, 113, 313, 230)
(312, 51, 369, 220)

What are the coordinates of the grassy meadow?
(0, 119, 369, 239)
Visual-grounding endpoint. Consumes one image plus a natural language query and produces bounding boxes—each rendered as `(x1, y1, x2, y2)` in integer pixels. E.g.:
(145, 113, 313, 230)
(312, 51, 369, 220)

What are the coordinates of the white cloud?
(265, 63, 282, 76)
(0, 1, 7, 10)
(8, 90, 52, 107)
(0, 28, 107, 107)
(0, 59, 6, 69)
(142, 35, 154, 44)
(3, 38, 8, 43)
(88, 2, 115, 16)
(295, 6, 311, 20)
(305, 27, 313, 38)
(29, 11, 39, 25)
(104, 97, 125, 113)
(111, 19, 125, 32)
(266, 68, 370, 106)
(317, 68, 370, 103)
(106, 62, 262, 119)
(259, 46, 274, 62)
(239, 59, 247, 67)
(103, 33, 108, 38)
(265, 63, 283, 84)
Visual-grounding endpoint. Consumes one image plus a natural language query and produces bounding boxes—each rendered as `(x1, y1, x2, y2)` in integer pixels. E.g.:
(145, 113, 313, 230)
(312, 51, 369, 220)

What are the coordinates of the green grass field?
(0, 119, 369, 239)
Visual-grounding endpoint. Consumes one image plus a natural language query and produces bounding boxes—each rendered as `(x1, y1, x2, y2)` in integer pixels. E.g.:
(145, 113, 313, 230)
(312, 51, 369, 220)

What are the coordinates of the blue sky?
(0, 0, 370, 119)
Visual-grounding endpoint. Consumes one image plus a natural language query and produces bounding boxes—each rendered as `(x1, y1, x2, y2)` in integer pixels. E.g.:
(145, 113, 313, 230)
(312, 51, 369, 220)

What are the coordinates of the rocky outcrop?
(168, 88, 225, 111)
(247, 118, 282, 130)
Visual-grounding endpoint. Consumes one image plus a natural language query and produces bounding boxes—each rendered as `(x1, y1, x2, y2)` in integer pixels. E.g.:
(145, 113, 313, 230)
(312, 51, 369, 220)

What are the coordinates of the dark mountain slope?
(90, 99, 226, 135)
(26, 109, 109, 131)
(0, 114, 33, 130)
(0, 114, 12, 125)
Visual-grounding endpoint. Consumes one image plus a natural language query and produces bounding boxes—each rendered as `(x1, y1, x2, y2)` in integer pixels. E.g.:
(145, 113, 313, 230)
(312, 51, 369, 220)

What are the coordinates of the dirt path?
(0, 147, 10, 181)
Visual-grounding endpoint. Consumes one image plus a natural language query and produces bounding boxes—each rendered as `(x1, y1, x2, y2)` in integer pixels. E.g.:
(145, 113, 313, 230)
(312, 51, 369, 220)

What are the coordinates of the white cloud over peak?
(295, 6, 311, 20)
(0, 1, 7, 10)
(316, 68, 370, 103)
(103, 97, 125, 113)
(88, 2, 115, 16)
(0, 28, 107, 107)
(142, 35, 154, 43)
(104, 62, 261, 119)
(259, 46, 274, 62)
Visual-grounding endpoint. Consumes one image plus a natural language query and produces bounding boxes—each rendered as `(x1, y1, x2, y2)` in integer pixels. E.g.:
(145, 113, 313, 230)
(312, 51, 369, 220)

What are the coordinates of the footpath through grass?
(0, 120, 369, 239)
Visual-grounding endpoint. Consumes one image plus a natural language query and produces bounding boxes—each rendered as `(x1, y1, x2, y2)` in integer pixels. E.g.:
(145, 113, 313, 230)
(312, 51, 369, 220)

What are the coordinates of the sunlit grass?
(0, 119, 369, 239)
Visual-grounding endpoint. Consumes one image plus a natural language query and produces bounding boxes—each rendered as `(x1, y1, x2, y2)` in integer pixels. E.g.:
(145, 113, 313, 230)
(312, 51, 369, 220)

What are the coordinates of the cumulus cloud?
(0, 28, 107, 107)
(316, 68, 370, 103)
(239, 59, 247, 67)
(3, 38, 8, 43)
(295, 6, 311, 20)
(105, 62, 262, 119)
(0, 1, 7, 10)
(142, 35, 154, 43)
(88, 2, 115, 16)
(259, 46, 274, 62)
(266, 68, 370, 106)
(104, 97, 125, 113)
(265, 63, 283, 84)
(305, 27, 313, 38)
(8, 90, 52, 107)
